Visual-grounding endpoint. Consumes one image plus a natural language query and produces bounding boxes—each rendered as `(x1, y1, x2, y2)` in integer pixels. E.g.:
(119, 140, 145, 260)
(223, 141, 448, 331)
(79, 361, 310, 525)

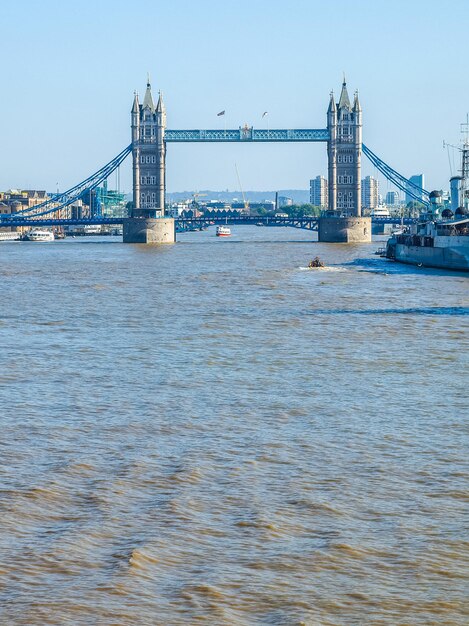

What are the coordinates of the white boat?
(24, 229, 55, 242)
(370, 206, 391, 218)
(371, 206, 393, 235)
(216, 226, 231, 237)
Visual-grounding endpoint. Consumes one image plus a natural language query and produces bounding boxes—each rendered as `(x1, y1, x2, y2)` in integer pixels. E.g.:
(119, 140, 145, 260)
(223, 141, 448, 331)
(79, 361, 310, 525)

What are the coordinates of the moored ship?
(386, 135, 469, 271)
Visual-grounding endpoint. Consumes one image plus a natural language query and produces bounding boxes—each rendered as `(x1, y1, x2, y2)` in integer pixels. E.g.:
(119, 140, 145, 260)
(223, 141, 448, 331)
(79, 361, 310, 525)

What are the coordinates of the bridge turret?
(327, 92, 336, 119)
(327, 92, 337, 212)
(131, 92, 140, 142)
(156, 91, 166, 118)
(156, 91, 166, 212)
(352, 92, 362, 217)
(131, 91, 141, 210)
(352, 91, 362, 116)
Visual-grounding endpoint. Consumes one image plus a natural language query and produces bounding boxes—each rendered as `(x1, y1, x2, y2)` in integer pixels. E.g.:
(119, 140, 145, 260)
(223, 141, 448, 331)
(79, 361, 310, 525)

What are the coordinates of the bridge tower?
(124, 78, 175, 243)
(319, 79, 370, 242)
(131, 79, 166, 214)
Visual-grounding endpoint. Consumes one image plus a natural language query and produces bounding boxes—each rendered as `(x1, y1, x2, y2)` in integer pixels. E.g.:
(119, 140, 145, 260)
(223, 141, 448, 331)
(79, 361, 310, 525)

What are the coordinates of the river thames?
(0, 227, 468, 625)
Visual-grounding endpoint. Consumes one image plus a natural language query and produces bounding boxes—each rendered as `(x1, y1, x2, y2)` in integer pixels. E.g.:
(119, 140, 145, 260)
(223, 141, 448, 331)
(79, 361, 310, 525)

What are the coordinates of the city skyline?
(1, 0, 468, 195)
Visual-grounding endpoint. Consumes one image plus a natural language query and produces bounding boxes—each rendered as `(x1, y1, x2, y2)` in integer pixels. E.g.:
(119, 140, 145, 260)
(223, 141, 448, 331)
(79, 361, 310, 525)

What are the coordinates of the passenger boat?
(24, 229, 55, 242)
(216, 226, 231, 237)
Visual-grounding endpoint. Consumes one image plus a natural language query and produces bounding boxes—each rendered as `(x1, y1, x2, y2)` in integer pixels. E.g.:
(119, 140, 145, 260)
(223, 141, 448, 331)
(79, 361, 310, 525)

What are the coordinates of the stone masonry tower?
(124, 78, 174, 244)
(131, 78, 166, 215)
(319, 79, 369, 242)
(327, 79, 362, 216)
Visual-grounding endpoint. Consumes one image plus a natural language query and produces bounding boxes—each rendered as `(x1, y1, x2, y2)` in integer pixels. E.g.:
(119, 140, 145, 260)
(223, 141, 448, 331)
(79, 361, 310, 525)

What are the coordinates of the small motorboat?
(308, 256, 325, 268)
(216, 226, 231, 237)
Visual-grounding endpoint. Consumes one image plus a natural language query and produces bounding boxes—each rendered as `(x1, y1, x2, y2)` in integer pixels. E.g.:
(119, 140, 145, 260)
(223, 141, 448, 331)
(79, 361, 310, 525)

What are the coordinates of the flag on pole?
(262, 111, 268, 118)
(217, 110, 225, 116)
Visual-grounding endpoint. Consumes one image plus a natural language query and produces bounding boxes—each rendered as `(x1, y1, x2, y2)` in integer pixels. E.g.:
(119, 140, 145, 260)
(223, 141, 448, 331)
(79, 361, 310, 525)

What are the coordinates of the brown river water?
(0, 227, 468, 625)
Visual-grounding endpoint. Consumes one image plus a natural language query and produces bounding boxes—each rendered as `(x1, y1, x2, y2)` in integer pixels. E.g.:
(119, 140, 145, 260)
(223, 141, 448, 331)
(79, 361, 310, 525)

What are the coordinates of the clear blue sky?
(1, 0, 468, 195)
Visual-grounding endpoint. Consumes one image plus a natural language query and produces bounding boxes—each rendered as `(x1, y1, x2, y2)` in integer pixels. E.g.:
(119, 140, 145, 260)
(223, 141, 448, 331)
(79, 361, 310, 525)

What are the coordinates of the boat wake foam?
(298, 266, 347, 272)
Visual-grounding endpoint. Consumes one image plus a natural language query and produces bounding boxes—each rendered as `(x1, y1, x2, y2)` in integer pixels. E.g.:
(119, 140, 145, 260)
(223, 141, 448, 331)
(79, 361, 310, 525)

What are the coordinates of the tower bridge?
(130, 79, 364, 224)
(0, 78, 429, 243)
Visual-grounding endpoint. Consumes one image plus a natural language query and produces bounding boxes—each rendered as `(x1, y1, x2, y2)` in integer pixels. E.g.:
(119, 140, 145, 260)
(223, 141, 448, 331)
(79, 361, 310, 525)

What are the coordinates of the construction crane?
(235, 163, 249, 213)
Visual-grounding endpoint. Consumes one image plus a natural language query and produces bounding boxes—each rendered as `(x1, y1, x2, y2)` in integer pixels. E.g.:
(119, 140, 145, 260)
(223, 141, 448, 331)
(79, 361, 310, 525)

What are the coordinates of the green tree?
(283, 204, 322, 218)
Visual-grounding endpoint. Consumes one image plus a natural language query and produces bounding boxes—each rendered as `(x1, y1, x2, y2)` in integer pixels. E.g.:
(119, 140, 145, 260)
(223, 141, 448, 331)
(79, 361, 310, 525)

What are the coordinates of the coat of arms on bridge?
(240, 124, 253, 140)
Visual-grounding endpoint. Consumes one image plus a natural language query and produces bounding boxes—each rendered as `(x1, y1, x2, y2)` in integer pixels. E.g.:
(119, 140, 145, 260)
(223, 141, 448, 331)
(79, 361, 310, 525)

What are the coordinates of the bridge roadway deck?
(0, 216, 414, 230)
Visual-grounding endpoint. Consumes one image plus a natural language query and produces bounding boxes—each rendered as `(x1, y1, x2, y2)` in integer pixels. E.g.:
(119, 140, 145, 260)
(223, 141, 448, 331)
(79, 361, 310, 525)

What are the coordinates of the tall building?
(131, 79, 166, 214)
(405, 174, 425, 204)
(385, 191, 400, 206)
(310, 176, 328, 208)
(361, 176, 379, 210)
(327, 80, 362, 216)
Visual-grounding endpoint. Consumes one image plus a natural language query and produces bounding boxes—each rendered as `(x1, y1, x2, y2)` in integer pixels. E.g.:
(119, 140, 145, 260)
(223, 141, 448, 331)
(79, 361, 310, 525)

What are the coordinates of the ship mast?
(460, 115, 469, 208)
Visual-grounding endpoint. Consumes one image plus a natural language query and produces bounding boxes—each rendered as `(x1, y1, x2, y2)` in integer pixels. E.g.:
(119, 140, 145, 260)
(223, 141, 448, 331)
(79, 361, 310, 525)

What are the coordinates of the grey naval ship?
(386, 140, 469, 272)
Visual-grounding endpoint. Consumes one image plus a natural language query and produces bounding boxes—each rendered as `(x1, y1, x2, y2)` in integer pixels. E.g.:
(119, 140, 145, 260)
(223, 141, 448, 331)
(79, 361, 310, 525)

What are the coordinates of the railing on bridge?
(164, 129, 330, 142)
(0, 214, 416, 230)
(177, 215, 321, 231)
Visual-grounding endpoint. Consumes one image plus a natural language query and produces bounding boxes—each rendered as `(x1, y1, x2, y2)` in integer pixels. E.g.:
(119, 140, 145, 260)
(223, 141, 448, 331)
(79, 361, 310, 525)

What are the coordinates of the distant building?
(309, 176, 328, 208)
(94, 181, 127, 218)
(278, 196, 293, 208)
(0, 189, 50, 232)
(406, 174, 425, 204)
(0, 202, 11, 232)
(0, 189, 50, 212)
(361, 176, 379, 210)
(169, 202, 190, 217)
(385, 191, 400, 206)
